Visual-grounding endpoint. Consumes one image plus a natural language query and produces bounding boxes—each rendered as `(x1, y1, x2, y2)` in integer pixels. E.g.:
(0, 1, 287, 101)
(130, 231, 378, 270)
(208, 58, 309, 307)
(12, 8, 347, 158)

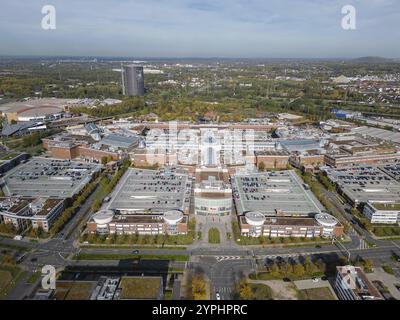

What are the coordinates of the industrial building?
(121, 65, 145, 96)
(334, 266, 383, 300)
(232, 170, 323, 216)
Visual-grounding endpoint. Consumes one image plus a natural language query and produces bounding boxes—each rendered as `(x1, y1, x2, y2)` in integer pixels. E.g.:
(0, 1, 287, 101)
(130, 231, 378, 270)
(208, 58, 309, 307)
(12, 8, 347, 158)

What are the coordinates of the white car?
(312, 277, 319, 283)
(216, 293, 221, 300)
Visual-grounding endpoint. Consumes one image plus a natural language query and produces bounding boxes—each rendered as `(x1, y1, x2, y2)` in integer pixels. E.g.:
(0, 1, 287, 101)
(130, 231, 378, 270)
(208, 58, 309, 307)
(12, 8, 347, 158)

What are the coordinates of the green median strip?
(73, 253, 189, 262)
(79, 244, 187, 250)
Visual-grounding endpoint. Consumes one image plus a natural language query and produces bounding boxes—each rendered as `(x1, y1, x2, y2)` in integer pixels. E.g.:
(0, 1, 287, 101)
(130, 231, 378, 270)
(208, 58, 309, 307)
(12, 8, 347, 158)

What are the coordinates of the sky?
(0, 0, 399, 58)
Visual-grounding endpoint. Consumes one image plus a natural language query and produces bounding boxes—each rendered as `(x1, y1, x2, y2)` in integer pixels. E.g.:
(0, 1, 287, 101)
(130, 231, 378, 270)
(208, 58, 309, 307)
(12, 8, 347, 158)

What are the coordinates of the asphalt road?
(2, 179, 400, 300)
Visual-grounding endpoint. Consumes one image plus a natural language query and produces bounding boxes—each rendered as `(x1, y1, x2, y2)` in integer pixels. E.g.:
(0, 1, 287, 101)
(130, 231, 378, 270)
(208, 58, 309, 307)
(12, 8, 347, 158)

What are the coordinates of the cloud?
(0, 0, 399, 57)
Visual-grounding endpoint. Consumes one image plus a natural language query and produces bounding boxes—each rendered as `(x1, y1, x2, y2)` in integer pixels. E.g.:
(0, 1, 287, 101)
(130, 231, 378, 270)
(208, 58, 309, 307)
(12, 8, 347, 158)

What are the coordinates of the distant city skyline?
(0, 0, 399, 58)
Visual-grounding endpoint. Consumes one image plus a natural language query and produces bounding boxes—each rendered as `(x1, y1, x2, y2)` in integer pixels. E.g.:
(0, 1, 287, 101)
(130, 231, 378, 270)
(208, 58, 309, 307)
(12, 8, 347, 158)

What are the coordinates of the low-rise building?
(239, 211, 343, 238)
(87, 209, 188, 236)
(363, 202, 400, 224)
(194, 167, 232, 216)
(334, 266, 383, 300)
(255, 150, 290, 169)
(0, 197, 64, 232)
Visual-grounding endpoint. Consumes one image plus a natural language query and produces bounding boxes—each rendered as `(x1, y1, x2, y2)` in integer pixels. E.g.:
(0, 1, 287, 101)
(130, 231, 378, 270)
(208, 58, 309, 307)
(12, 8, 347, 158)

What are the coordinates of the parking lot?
(232, 170, 323, 216)
(106, 167, 192, 214)
(1, 157, 102, 198)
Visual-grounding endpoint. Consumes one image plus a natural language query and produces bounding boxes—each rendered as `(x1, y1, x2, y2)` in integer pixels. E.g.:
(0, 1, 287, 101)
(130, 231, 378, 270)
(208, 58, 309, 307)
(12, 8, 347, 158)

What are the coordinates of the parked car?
(216, 292, 221, 300)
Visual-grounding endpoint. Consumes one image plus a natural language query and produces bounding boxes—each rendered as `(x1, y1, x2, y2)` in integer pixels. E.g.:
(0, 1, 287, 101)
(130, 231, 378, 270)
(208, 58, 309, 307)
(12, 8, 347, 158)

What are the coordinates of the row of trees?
(90, 159, 131, 212)
(49, 175, 99, 236)
(260, 257, 327, 280)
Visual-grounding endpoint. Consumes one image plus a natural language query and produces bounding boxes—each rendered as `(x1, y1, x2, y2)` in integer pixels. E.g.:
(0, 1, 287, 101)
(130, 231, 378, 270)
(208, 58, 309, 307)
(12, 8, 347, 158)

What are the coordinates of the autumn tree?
(192, 274, 207, 300)
(239, 280, 254, 300)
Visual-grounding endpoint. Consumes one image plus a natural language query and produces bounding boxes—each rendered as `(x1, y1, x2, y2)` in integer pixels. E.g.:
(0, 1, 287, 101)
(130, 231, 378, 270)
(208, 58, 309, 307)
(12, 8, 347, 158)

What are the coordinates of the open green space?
(73, 253, 189, 262)
(208, 228, 220, 244)
(297, 287, 335, 300)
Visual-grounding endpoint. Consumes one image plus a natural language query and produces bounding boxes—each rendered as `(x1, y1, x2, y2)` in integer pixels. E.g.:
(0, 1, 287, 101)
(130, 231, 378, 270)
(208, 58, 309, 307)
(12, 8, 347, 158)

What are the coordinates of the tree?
(258, 162, 266, 172)
(192, 274, 207, 300)
(269, 263, 281, 278)
(293, 263, 305, 277)
(239, 281, 254, 300)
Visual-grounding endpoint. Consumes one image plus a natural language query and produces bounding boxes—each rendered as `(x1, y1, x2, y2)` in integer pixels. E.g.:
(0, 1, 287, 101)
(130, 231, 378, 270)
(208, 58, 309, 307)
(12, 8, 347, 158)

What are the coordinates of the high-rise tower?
(121, 65, 144, 96)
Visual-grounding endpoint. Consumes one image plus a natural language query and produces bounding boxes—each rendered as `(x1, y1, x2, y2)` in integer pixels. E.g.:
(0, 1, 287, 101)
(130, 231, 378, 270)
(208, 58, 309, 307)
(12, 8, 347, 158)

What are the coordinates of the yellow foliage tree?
(192, 274, 207, 300)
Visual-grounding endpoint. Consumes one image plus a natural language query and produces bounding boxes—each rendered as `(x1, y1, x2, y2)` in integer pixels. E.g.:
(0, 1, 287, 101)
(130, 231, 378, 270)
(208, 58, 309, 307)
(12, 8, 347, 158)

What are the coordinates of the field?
(297, 287, 336, 300)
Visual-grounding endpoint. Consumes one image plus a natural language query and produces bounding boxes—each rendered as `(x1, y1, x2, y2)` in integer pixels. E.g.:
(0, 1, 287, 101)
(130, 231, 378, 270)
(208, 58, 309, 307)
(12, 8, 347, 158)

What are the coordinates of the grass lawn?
(0, 270, 12, 297)
(382, 265, 394, 275)
(249, 284, 274, 300)
(79, 244, 187, 250)
(0, 266, 25, 299)
(208, 228, 220, 244)
(26, 271, 42, 284)
(73, 253, 189, 261)
(297, 287, 336, 300)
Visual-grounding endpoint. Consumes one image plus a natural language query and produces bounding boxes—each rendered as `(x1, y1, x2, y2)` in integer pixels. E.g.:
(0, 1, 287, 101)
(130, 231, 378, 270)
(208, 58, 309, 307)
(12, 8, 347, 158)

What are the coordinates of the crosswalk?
(215, 256, 241, 262)
(359, 238, 369, 250)
(215, 286, 232, 294)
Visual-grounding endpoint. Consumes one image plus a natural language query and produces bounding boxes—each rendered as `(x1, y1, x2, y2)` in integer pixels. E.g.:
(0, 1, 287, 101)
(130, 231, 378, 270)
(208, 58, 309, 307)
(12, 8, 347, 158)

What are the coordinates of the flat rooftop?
(352, 126, 400, 145)
(232, 170, 324, 216)
(2, 157, 101, 198)
(336, 266, 383, 300)
(106, 167, 191, 214)
(118, 277, 162, 300)
(240, 215, 319, 227)
(323, 165, 400, 204)
(109, 215, 188, 224)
